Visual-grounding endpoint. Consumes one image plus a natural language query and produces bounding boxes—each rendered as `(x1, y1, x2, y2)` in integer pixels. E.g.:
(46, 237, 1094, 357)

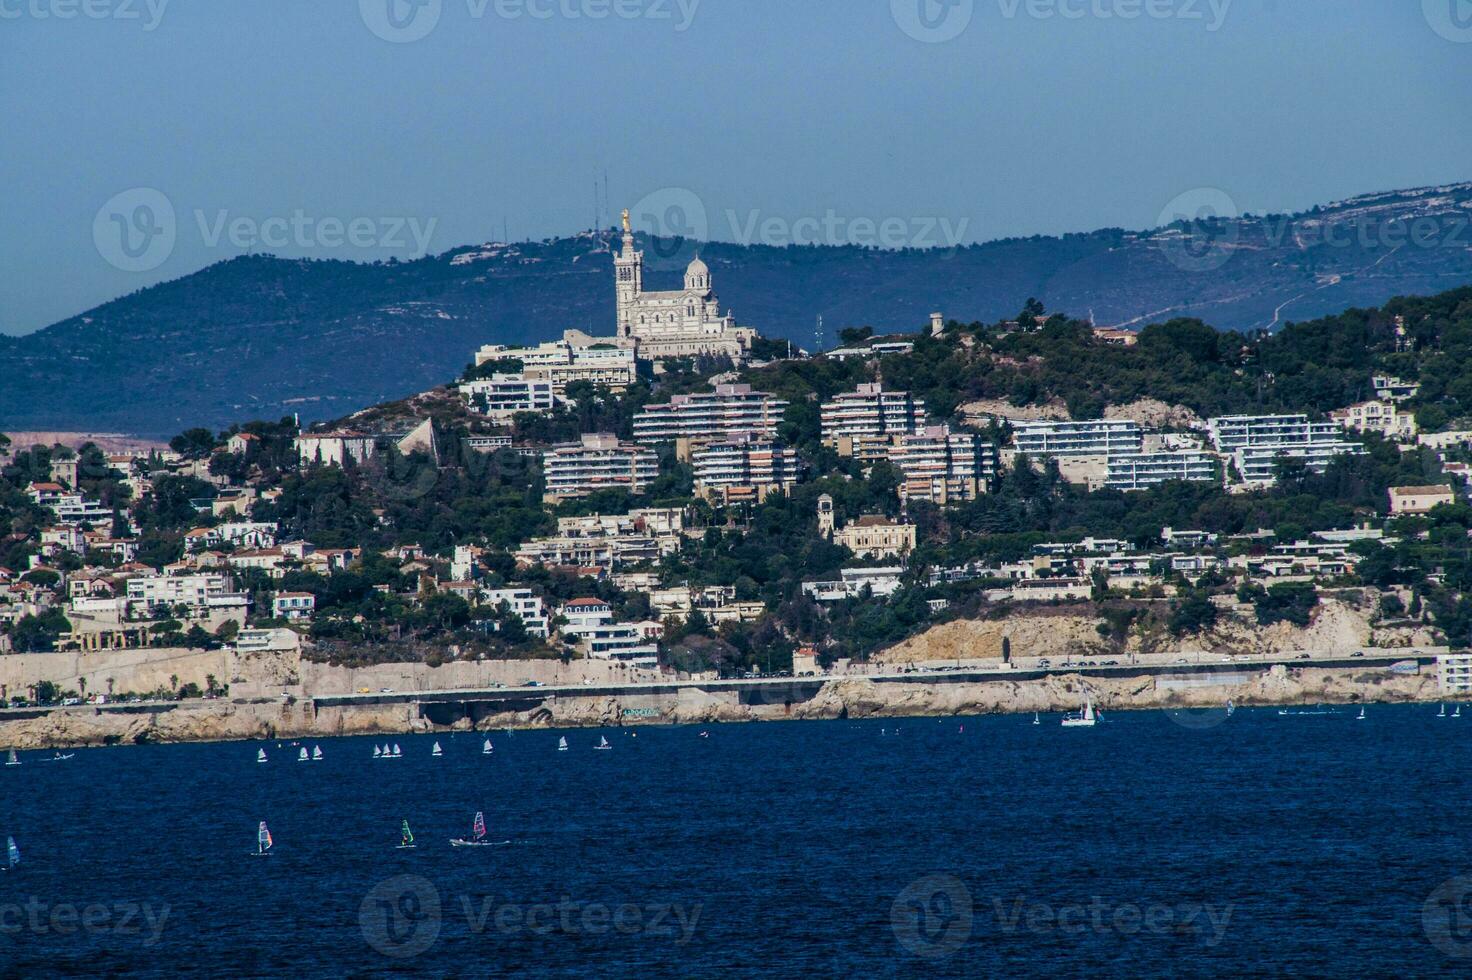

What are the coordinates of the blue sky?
(2, 0, 1470, 335)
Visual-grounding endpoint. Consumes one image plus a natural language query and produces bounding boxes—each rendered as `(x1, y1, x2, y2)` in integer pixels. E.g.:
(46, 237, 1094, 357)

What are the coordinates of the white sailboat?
(3, 836, 17, 872)
(253, 821, 273, 857)
(392, 744, 402, 757)
(5, 750, 18, 767)
(257, 748, 267, 763)
(594, 736, 611, 751)
(1357, 706, 1366, 720)
(397, 820, 416, 850)
(298, 747, 309, 762)
(1439, 703, 1448, 718)
(1061, 694, 1098, 728)
(373, 745, 382, 758)
(1456, 706, 1463, 719)
(1032, 712, 1040, 726)
(557, 737, 568, 752)
(312, 746, 323, 761)
(482, 738, 493, 755)
(431, 741, 443, 758)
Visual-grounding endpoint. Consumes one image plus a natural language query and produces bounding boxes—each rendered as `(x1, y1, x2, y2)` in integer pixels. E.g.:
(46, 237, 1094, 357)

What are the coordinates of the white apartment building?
(125, 573, 249, 618)
(893, 425, 997, 504)
(459, 374, 556, 419)
(1331, 400, 1417, 441)
(1440, 654, 1472, 695)
(474, 330, 638, 393)
(1234, 441, 1366, 485)
(1104, 452, 1220, 491)
(1011, 419, 1143, 458)
(802, 566, 905, 602)
(1207, 414, 1342, 451)
(692, 438, 801, 503)
(632, 384, 788, 446)
(557, 597, 658, 666)
(480, 587, 549, 638)
(820, 384, 927, 460)
(542, 434, 660, 503)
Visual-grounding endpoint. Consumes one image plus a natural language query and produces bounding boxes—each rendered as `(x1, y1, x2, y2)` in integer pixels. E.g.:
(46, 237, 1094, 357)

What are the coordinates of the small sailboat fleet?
(374, 743, 403, 759)
(1278, 704, 1336, 717)
(3, 836, 18, 872)
(298, 747, 309, 762)
(450, 811, 496, 848)
(1061, 694, 1099, 728)
(431, 741, 443, 758)
(313, 745, 323, 761)
(594, 736, 611, 751)
(393, 743, 402, 757)
(253, 821, 273, 857)
(397, 820, 416, 850)
(5, 749, 18, 767)
(557, 737, 568, 752)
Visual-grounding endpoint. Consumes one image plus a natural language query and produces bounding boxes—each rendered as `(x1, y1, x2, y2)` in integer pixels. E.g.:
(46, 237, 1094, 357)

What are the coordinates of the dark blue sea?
(3, 704, 1472, 977)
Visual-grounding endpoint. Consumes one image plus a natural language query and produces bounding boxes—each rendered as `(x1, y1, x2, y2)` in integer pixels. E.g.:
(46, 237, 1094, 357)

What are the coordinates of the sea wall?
(0, 647, 302, 700)
(0, 662, 1442, 750)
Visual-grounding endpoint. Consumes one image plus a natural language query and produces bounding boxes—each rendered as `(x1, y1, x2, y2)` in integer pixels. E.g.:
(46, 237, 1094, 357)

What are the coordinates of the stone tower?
(816, 494, 835, 539)
(614, 208, 643, 339)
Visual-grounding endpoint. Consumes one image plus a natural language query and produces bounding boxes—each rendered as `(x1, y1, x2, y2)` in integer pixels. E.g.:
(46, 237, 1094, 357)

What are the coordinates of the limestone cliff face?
(875, 597, 1435, 665)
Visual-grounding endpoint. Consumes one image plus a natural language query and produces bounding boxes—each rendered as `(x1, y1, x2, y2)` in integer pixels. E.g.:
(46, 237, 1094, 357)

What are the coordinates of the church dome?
(685, 255, 709, 277)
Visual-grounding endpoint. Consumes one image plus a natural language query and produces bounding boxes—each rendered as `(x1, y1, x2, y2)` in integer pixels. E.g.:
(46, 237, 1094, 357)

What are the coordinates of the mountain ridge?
(4, 180, 1471, 436)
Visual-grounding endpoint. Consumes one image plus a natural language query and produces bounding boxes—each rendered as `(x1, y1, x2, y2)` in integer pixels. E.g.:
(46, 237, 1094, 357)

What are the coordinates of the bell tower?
(817, 494, 835, 539)
(614, 208, 643, 339)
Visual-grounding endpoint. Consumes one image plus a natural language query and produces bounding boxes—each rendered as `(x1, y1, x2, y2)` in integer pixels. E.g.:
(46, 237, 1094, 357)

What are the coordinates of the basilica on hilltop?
(613, 208, 756, 362)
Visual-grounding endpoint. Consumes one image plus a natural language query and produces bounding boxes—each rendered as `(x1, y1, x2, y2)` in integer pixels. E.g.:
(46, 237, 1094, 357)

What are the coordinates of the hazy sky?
(3, 0, 1470, 335)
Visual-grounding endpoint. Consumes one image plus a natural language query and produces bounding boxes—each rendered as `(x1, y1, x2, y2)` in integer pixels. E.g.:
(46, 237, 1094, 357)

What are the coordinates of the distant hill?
(4, 181, 1471, 436)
